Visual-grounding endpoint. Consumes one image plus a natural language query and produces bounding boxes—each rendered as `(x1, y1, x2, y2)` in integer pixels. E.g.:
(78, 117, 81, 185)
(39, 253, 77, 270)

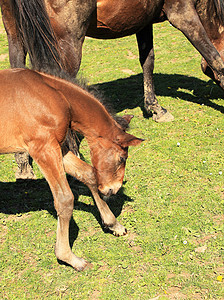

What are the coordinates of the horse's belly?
(0, 116, 26, 154)
(87, 0, 163, 38)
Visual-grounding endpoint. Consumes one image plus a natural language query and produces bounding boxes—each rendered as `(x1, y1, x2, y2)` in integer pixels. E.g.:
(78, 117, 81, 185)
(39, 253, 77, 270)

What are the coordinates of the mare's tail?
(213, 0, 224, 24)
(10, 0, 63, 72)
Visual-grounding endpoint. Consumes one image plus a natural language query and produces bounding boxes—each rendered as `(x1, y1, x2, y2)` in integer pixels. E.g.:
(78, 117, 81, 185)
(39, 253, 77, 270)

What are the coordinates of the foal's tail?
(10, 0, 63, 72)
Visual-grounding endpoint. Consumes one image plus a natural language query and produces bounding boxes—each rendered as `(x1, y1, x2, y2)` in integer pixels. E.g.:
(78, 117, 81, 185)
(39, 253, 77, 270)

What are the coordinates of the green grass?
(0, 16, 224, 300)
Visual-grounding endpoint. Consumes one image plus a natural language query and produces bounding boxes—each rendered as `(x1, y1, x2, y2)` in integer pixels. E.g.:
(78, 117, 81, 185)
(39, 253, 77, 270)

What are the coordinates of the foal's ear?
(119, 132, 144, 148)
(122, 114, 134, 124)
(115, 114, 134, 131)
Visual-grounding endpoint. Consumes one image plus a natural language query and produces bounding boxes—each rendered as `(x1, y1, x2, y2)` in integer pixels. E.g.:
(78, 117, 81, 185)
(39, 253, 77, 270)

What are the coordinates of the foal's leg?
(29, 143, 87, 270)
(164, 0, 224, 89)
(136, 24, 174, 122)
(63, 150, 127, 236)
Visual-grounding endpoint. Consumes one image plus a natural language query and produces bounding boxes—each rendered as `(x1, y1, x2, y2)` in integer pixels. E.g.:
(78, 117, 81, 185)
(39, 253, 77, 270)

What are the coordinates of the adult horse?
(1, 0, 224, 178)
(2, 0, 224, 119)
(0, 68, 143, 270)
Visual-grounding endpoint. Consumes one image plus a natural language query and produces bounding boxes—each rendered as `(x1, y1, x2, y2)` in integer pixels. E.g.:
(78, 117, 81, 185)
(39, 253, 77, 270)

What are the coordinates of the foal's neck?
(52, 76, 121, 141)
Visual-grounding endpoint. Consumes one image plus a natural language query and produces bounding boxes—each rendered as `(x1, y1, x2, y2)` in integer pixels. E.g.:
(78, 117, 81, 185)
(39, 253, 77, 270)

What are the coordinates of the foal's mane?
(40, 67, 130, 131)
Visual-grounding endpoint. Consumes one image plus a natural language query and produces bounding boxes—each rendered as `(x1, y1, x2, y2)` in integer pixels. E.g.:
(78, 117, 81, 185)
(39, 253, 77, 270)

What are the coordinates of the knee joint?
(55, 192, 74, 217)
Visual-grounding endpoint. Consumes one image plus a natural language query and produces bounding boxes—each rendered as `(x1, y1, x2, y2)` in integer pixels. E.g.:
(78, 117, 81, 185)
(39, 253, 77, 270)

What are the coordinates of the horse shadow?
(94, 73, 224, 114)
(0, 176, 132, 250)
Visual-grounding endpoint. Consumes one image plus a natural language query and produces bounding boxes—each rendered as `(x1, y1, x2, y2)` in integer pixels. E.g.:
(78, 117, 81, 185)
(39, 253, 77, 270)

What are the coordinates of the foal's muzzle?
(98, 183, 122, 200)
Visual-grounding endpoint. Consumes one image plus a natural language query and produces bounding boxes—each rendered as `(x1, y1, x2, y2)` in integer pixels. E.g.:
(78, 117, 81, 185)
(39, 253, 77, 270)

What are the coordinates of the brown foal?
(0, 68, 143, 270)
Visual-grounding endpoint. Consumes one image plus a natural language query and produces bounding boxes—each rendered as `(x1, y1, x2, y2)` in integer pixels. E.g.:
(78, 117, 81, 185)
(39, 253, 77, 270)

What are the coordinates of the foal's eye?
(119, 156, 127, 164)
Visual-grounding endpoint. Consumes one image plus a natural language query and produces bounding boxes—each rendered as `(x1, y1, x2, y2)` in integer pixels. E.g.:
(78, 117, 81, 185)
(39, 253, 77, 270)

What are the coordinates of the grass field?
(0, 16, 223, 300)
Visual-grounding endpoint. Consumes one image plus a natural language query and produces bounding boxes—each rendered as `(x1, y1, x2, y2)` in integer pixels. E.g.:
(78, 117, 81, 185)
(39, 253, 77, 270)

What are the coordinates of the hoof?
(106, 222, 127, 237)
(113, 227, 128, 237)
(58, 255, 89, 271)
(15, 168, 36, 180)
(152, 110, 174, 123)
(74, 259, 89, 272)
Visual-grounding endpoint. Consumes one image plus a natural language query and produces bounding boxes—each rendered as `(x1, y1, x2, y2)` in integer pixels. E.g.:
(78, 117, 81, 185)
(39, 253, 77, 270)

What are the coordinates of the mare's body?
(0, 68, 142, 270)
(2, 0, 224, 119)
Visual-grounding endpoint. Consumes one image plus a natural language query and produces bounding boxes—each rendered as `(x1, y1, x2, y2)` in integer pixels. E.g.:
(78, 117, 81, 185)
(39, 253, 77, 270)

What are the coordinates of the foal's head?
(89, 116, 143, 197)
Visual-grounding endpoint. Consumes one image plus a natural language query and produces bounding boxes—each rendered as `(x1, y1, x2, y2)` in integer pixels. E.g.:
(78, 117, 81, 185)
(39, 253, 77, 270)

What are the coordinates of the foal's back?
(0, 69, 70, 154)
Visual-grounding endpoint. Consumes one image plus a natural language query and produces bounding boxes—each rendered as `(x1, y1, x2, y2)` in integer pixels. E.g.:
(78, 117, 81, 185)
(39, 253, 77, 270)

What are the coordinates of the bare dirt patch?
(0, 53, 8, 61)
(122, 69, 135, 75)
(166, 286, 187, 299)
(126, 50, 137, 60)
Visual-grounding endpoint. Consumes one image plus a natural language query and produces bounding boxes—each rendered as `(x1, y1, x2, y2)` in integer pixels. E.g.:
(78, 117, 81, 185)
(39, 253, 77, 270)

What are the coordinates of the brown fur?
(1, 0, 224, 179)
(0, 68, 143, 270)
(2, 0, 224, 117)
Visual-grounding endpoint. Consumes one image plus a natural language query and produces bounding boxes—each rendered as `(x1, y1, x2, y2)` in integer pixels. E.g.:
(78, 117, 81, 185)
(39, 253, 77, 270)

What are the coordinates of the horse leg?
(136, 24, 174, 122)
(164, 0, 224, 89)
(11, 37, 34, 180)
(1, 0, 26, 67)
(63, 150, 127, 236)
(14, 152, 35, 180)
(1, 3, 34, 179)
(29, 143, 87, 270)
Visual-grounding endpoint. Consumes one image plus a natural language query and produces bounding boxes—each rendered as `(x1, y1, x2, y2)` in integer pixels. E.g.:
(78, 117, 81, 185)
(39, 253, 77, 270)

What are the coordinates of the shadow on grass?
(95, 73, 224, 115)
(0, 177, 132, 249)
